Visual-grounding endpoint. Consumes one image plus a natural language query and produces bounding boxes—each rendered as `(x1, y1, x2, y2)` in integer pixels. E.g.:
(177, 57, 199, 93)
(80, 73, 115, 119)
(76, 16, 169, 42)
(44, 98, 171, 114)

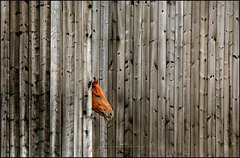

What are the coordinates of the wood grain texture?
(74, 1, 83, 157)
(1, 1, 10, 157)
(19, 1, 29, 156)
(133, 1, 142, 156)
(190, 1, 200, 156)
(182, 1, 191, 157)
(149, 1, 158, 157)
(62, 1, 74, 156)
(158, 1, 167, 157)
(29, 1, 40, 156)
(9, 1, 20, 157)
(199, 1, 208, 157)
(50, 2, 62, 156)
(39, 1, 50, 157)
(207, 2, 217, 157)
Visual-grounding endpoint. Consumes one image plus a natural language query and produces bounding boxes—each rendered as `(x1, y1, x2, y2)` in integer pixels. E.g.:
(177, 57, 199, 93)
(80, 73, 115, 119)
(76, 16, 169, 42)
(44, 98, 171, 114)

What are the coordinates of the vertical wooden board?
(223, 2, 231, 156)
(108, 1, 117, 156)
(62, 1, 74, 156)
(232, 1, 239, 157)
(216, 1, 225, 157)
(39, 1, 50, 157)
(1, 1, 10, 157)
(19, 1, 29, 156)
(199, 1, 208, 157)
(50, 1, 62, 156)
(140, 1, 150, 157)
(82, 1, 93, 157)
(158, 1, 167, 157)
(92, 2, 100, 156)
(190, 1, 200, 157)
(9, 1, 20, 157)
(228, 2, 233, 156)
(174, 1, 183, 156)
(107, 1, 115, 157)
(166, 1, 175, 156)
(133, 1, 142, 156)
(149, 1, 158, 157)
(182, 1, 191, 157)
(124, 1, 133, 157)
(74, 1, 83, 157)
(116, 2, 125, 156)
(29, 1, 40, 156)
(99, 1, 109, 157)
(207, 1, 217, 157)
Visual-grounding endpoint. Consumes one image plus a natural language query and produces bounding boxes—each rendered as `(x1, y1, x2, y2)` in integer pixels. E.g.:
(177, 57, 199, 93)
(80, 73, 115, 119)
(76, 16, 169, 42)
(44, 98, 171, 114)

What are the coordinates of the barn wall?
(1, 1, 239, 157)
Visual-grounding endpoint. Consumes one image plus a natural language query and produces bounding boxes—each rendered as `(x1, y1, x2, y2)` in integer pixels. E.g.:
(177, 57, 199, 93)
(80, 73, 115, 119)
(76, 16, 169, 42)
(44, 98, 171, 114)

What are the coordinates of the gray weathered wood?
(223, 2, 231, 156)
(39, 1, 51, 157)
(92, 2, 100, 156)
(74, 1, 83, 157)
(99, 1, 109, 157)
(19, 1, 29, 156)
(166, 2, 175, 156)
(29, 1, 40, 156)
(199, 1, 208, 157)
(62, 1, 74, 156)
(190, 1, 200, 157)
(174, 1, 183, 156)
(82, 1, 93, 157)
(182, 1, 191, 156)
(141, 1, 150, 157)
(1, 1, 10, 157)
(216, 2, 225, 157)
(133, 1, 142, 156)
(116, 2, 125, 157)
(149, 1, 158, 157)
(9, 1, 20, 157)
(207, 1, 217, 157)
(124, 1, 133, 157)
(232, 2, 239, 157)
(50, 1, 62, 156)
(158, 1, 167, 157)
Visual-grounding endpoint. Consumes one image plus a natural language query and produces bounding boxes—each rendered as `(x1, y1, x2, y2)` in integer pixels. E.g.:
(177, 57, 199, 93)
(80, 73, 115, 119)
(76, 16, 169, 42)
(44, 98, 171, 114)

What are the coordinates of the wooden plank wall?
(1, 1, 239, 157)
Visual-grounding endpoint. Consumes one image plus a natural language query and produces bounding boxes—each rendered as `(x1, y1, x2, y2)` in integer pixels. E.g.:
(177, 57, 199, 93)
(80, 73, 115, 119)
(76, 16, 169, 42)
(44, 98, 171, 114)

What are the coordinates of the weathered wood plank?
(74, 1, 83, 157)
(29, 1, 40, 156)
(166, 1, 175, 156)
(99, 1, 109, 157)
(39, 1, 51, 157)
(1, 1, 10, 157)
(92, 2, 100, 156)
(62, 1, 74, 156)
(232, 1, 239, 157)
(149, 1, 158, 157)
(199, 1, 208, 157)
(207, 1, 217, 157)
(141, 1, 150, 157)
(19, 1, 29, 156)
(108, 1, 117, 156)
(223, 2, 231, 156)
(9, 1, 20, 157)
(116, 2, 125, 156)
(133, 1, 142, 156)
(158, 1, 167, 157)
(216, 2, 225, 157)
(50, 1, 62, 156)
(190, 1, 200, 157)
(124, 1, 133, 157)
(107, 1, 116, 157)
(182, 1, 191, 157)
(82, 1, 93, 157)
(174, 1, 183, 156)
